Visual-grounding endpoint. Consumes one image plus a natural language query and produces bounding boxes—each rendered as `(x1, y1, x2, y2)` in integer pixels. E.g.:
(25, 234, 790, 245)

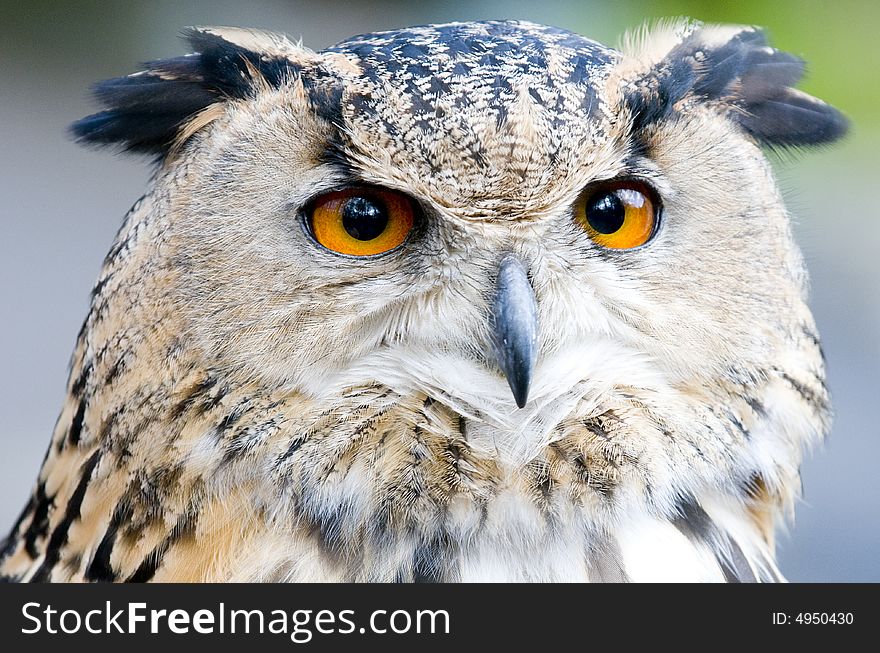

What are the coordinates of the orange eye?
(307, 187, 415, 256)
(576, 181, 658, 249)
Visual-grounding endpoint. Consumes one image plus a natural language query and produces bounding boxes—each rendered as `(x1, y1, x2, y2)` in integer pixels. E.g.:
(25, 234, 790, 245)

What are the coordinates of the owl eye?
(307, 187, 415, 256)
(576, 181, 658, 249)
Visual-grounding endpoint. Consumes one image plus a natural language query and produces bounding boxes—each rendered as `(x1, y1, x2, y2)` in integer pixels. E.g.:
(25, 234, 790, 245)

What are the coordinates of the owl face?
(135, 23, 820, 432)
(72, 20, 843, 527)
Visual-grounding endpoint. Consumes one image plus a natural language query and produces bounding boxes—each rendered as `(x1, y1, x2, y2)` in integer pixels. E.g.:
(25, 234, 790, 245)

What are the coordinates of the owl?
(0, 20, 846, 582)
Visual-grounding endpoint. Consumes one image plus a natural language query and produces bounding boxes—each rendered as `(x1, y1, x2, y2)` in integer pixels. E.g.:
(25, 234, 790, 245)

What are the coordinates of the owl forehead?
(318, 21, 622, 210)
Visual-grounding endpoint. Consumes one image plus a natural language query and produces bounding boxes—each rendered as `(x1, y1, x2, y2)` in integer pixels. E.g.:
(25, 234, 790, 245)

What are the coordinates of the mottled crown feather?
(622, 22, 848, 147)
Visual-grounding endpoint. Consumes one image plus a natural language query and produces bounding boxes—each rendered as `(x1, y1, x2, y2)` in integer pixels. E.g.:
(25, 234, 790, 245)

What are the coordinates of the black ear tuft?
(626, 25, 848, 148)
(70, 28, 303, 158)
(71, 55, 218, 155)
(735, 86, 848, 147)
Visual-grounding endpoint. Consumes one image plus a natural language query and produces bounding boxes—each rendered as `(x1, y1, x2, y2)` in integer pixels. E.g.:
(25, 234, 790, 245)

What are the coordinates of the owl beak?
(491, 255, 538, 409)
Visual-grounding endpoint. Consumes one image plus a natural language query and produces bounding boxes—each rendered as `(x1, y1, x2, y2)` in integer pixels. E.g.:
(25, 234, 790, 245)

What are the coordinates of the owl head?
(72, 20, 845, 530)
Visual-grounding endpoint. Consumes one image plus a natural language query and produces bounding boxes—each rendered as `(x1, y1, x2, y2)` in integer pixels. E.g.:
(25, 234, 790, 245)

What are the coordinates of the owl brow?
(317, 136, 360, 179)
(620, 146, 654, 171)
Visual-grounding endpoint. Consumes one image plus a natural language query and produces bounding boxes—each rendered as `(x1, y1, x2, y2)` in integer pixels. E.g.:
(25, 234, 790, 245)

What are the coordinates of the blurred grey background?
(1, 0, 877, 581)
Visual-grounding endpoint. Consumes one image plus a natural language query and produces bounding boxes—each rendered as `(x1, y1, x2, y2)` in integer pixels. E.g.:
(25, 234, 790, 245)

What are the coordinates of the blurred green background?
(1, 0, 878, 581)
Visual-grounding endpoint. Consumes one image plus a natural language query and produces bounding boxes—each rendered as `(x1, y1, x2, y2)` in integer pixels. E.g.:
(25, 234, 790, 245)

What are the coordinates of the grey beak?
(491, 255, 538, 409)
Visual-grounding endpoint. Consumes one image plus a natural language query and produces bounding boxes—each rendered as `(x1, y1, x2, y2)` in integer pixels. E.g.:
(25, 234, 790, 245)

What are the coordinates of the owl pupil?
(342, 197, 388, 241)
(586, 192, 625, 234)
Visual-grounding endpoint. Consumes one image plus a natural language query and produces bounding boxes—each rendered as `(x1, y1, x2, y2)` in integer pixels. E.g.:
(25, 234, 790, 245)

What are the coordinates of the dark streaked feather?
(740, 92, 849, 147)
(672, 500, 759, 583)
(29, 451, 102, 582)
(588, 538, 629, 583)
(70, 29, 301, 158)
(411, 535, 450, 583)
(627, 26, 847, 148)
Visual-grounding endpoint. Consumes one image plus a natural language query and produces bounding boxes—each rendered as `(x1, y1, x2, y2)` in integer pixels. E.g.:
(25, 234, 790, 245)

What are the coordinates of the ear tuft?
(70, 27, 311, 158)
(624, 24, 848, 148)
(735, 84, 848, 148)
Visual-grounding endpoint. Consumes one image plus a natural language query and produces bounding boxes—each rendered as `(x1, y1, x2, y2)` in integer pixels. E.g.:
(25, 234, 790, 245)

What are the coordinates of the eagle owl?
(1, 20, 846, 582)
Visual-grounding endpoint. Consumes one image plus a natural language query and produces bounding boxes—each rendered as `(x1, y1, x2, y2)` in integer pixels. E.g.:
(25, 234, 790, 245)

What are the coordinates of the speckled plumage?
(1, 20, 845, 582)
